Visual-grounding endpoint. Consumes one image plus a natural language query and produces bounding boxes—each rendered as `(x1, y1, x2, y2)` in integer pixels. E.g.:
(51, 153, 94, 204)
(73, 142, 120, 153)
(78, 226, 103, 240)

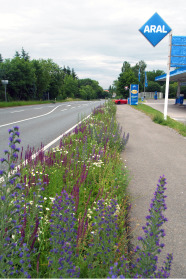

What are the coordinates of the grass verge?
(132, 103, 186, 137)
(0, 98, 83, 108)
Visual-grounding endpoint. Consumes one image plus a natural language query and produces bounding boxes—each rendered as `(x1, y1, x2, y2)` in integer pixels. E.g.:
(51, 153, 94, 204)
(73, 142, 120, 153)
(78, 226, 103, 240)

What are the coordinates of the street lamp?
(1, 80, 8, 102)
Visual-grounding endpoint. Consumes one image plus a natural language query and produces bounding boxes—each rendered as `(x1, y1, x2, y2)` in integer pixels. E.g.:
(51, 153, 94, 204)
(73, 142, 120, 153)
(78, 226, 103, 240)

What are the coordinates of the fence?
(139, 92, 163, 99)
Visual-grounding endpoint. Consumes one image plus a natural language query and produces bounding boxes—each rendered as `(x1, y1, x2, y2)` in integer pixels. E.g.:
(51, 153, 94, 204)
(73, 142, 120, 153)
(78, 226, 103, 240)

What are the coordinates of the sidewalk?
(116, 105, 186, 278)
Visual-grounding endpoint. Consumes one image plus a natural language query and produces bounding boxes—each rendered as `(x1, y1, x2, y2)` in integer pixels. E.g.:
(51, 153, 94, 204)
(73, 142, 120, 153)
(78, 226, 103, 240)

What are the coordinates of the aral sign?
(130, 84, 139, 105)
(139, 12, 171, 47)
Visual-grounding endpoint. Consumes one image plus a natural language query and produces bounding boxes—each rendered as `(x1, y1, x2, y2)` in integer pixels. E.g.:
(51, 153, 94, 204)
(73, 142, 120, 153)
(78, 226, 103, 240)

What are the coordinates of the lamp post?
(1, 80, 8, 102)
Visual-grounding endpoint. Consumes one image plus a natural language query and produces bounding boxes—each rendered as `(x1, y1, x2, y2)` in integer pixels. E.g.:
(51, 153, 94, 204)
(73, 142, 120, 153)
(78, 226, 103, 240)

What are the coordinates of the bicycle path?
(116, 105, 186, 278)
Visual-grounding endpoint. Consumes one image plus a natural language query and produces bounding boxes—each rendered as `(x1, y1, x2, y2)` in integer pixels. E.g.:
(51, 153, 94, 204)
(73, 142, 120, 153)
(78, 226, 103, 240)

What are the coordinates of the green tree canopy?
(0, 54, 3, 63)
(78, 78, 104, 99)
(3, 57, 36, 100)
(79, 85, 95, 100)
(31, 59, 51, 99)
(117, 69, 138, 98)
(63, 75, 79, 99)
(146, 81, 161, 92)
(121, 61, 131, 73)
(0, 48, 103, 101)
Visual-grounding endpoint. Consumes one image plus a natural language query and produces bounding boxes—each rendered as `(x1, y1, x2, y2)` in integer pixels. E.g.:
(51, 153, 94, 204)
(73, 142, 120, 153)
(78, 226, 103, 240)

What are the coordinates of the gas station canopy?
(155, 67, 186, 82)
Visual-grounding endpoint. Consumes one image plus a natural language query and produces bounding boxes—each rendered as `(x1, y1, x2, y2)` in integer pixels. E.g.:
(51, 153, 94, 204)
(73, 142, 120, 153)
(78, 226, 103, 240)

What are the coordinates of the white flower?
(46, 208, 50, 211)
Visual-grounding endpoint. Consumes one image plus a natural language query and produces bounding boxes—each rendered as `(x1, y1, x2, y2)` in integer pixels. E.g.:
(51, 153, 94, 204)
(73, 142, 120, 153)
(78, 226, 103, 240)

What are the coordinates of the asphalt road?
(0, 100, 105, 167)
(117, 104, 186, 278)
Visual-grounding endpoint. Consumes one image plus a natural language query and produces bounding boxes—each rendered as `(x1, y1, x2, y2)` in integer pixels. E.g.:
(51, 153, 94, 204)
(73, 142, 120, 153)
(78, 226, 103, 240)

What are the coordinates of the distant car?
(114, 99, 127, 104)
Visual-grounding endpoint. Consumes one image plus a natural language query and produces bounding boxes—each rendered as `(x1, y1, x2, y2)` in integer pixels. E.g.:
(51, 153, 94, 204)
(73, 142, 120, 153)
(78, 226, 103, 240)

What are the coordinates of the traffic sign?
(139, 12, 172, 47)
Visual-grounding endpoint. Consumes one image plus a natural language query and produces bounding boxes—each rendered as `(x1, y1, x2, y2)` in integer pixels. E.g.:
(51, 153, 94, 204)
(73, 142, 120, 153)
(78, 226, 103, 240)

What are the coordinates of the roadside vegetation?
(132, 103, 186, 137)
(0, 98, 83, 108)
(0, 100, 172, 278)
(0, 48, 111, 102)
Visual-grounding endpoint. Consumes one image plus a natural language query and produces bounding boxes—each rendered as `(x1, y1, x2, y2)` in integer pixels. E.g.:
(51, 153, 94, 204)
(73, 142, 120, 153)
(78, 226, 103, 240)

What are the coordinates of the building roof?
(155, 67, 186, 82)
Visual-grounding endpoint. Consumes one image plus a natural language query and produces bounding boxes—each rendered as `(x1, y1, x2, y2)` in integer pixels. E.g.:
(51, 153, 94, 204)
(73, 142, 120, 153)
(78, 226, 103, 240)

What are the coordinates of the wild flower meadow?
(0, 101, 172, 278)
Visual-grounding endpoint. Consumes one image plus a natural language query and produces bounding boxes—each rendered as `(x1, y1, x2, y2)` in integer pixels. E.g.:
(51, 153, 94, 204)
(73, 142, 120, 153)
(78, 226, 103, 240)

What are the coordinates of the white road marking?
(61, 109, 67, 112)
(0, 105, 63, 128)
(34, 107, 43, 109)
(10, 110, 25, 113)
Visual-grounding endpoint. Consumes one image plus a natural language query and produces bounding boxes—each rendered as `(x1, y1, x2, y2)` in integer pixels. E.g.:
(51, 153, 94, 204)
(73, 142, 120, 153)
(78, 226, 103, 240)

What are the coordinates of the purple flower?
(10, 144, 16, 150)
(1, 196, 5, 201)
(138, 236, 143, 241)
(12, 153, 18, 159)
(10, 163, 15, 170)
(15, 139, 21, 144)
(13, 126, 19, 130)
(0, 170, 5, 175)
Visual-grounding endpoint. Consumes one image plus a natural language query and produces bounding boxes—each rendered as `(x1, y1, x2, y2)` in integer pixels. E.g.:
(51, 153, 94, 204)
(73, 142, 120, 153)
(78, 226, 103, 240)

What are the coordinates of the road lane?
(0, 100, 105, 169)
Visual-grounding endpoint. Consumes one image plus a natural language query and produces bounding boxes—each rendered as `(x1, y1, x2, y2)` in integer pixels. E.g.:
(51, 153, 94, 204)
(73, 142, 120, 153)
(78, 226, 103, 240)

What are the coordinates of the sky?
(0, 0, 186, 89)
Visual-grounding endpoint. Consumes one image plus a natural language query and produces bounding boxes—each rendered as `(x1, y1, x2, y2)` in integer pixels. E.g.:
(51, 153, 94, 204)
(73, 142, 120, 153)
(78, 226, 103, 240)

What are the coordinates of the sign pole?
(164, 31, 172, 120)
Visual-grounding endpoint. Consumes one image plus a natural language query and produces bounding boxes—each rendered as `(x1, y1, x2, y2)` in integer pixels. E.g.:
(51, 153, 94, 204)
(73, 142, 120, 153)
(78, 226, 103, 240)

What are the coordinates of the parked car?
(114, 99, 127, 104)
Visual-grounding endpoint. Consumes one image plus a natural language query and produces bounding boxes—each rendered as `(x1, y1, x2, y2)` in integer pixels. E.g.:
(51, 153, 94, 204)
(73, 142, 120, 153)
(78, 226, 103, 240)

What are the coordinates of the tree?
(46, 60, 65, 99)
(121, 61, 131, 73)
(117, 69, 138, 98)
(162, 82, 177, 98)
(78, 78, 104, 99)
(71, 68, 78, 79)
(0, 54, 3, 63)
(63, 75, 79, 98)
(2, 57, 36, 100)
(31, 59, 52, 99)
(132, 60, 147, 91)
(21, 48, 30, 61)
(14, 51, 20, 58)
(146, 81, 161, 92)
(79, 85, 94, 100)
(147, 70, 165, 86)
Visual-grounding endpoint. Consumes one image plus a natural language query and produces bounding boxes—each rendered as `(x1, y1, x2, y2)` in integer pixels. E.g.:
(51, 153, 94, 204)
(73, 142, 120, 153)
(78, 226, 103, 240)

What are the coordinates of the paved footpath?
(116, 105, 186, 278)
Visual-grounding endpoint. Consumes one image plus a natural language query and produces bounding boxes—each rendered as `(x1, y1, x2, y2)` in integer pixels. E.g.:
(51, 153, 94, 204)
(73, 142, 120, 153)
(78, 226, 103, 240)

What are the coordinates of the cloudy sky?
(1, 0, 186, 88)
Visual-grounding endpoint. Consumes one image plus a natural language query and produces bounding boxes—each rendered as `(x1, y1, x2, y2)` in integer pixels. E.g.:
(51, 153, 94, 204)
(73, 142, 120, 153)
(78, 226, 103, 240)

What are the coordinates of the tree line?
(109, 60, 184, 99)
(0, 48, 110, 101)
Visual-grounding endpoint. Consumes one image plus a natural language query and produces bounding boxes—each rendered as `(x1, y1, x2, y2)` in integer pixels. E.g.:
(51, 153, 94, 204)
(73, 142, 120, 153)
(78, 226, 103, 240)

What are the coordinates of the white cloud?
(0, 0, 186, 88)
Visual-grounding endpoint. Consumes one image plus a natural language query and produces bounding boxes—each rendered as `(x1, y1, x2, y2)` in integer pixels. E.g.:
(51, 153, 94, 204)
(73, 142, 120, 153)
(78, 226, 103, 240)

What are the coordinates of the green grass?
(0, 98, 83, 108)
(132, 103, 186, 137)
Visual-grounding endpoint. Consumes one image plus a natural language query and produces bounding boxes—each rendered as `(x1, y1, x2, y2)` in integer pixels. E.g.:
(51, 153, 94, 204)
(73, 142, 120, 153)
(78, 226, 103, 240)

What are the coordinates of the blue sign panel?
(139, 13, 172, 47)
(130, 84, 139, 105)
(171, 36, 186, 67)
